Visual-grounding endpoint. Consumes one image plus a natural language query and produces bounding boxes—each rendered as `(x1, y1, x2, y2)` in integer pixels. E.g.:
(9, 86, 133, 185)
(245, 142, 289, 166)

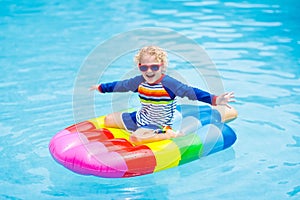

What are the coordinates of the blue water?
(1, 0, 300, 199)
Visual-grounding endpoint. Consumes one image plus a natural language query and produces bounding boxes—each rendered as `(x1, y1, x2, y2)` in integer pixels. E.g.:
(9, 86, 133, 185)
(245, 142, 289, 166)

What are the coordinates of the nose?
(146, 67, 153, 72)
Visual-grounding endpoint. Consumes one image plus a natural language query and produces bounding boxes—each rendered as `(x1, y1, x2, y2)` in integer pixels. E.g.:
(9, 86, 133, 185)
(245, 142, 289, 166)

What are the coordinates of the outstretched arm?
(88, 75, 144, 93)
(162, 76, 236, 107)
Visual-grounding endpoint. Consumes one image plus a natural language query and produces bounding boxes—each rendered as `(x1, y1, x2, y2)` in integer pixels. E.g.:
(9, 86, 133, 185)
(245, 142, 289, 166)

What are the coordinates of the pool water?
(1, 0, 300, 199)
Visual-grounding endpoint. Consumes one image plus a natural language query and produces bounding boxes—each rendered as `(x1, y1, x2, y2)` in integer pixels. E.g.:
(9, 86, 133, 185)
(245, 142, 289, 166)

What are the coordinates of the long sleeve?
(161, 75, 216, 105)
(99, 75, 144, 93)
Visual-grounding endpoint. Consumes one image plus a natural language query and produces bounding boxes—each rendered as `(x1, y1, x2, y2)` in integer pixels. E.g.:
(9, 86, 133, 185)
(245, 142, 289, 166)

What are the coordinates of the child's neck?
(147, 74, 165, 85)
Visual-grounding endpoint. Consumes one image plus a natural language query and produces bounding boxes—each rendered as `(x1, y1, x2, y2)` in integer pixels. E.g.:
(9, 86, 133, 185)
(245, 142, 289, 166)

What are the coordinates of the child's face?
(139, 54, 164, 84)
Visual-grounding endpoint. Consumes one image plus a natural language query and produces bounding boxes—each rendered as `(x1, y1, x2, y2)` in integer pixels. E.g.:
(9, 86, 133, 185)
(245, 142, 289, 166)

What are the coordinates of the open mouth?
(146, 74, 155, 78)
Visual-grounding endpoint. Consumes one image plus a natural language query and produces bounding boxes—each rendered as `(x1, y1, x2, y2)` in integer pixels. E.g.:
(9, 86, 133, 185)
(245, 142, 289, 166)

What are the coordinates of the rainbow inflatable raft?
(49, 105, 237, 178)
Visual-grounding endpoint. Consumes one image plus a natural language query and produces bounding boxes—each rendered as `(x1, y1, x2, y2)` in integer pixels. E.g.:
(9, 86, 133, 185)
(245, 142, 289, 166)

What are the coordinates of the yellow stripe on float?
(88, 116, 105, 129)
(106, 128, 130, 141)
(88, 116, 130, 140)
(145, 140, 181, 172)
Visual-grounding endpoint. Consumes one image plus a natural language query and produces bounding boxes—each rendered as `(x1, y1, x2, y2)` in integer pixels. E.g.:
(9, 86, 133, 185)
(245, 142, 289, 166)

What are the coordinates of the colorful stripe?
(172, 134, 203, 165)
(144, 140, 181, 172)
(138, 84, 170, 98)
(140, 99, 174, 105)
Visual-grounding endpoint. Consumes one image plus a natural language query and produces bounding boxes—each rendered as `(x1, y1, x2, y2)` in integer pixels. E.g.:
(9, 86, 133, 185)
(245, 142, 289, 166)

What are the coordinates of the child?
(89, 46, 235, 144)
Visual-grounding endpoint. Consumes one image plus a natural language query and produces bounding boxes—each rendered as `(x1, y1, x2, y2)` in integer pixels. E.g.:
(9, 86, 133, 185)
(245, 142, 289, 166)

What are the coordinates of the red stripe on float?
(101, 138, 134, 152)
(119, 145, 157, 177)
(81, 128, 115, 142)
(65, 121, 96, 133)
(99, 139, 157, 177)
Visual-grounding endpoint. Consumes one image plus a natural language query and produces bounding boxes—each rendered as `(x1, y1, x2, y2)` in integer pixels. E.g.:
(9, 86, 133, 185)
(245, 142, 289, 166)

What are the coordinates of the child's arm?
(89, 75, 144, 93)
(162, 75, 235, 106)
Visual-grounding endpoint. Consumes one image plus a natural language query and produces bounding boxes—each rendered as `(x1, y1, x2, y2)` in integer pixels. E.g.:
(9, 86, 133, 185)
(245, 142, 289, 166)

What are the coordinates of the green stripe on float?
(172, 133, 203, 165)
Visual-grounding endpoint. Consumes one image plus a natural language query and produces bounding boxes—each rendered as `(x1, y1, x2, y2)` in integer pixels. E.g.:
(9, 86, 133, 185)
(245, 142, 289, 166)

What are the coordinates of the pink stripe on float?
(74, 142, 127, 178)
(49, 132, 89, 163)
(50, 129, 71, 141)
(50, 132, 127, 178)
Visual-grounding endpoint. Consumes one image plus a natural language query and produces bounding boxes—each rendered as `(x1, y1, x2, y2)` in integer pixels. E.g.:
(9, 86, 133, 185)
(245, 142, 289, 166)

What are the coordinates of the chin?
(146, 77, 159, 84)
(144, 76, 158, 84)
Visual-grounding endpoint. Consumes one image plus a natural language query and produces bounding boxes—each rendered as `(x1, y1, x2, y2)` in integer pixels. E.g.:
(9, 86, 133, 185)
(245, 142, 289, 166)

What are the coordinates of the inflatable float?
(49, 105, 237, 178)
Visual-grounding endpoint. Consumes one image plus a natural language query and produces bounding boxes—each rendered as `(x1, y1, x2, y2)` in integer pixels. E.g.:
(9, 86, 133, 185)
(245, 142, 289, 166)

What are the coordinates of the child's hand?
(216, 92, 235, 108)
(89, 85, 99, 91)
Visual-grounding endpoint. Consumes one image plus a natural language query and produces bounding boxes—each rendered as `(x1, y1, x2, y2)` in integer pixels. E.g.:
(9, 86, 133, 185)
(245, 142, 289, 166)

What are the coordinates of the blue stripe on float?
(214, 123, 237, 149)
(196, 124, 224, 156)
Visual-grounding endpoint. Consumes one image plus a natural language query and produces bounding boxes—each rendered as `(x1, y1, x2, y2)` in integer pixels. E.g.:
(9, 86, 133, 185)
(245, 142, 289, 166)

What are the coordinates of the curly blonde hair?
(134, 46, 168, 67)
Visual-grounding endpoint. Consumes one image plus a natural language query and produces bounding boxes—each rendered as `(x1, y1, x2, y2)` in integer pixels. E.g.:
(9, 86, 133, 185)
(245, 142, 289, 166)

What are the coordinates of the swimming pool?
(1, 0, 299, 199)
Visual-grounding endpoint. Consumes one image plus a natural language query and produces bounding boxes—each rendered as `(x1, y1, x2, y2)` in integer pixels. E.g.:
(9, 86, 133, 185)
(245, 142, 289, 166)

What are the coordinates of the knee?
(229, 106, 238, 117)
(104, 114, 114, 126)
(103, 113, 124, 128)
(213, 105, 238, 122)
(224, 106, 238, 122)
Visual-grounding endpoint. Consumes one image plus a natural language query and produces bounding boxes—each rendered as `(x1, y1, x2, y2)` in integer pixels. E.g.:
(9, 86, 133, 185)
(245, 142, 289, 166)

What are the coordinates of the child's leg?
(213, 105, 238, 122)
(130, 128, 168, 145)
(129, 126, 183, 145)
(104, 112, 126, 129)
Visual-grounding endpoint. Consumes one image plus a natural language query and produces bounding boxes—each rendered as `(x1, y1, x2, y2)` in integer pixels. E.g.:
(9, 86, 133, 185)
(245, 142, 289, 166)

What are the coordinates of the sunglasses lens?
(139, 65, 148, 72)
(150, 65, 160, 71)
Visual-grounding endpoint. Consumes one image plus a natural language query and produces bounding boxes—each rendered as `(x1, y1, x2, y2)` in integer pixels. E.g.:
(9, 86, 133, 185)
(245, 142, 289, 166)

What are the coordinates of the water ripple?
(287, 136, 300, 148)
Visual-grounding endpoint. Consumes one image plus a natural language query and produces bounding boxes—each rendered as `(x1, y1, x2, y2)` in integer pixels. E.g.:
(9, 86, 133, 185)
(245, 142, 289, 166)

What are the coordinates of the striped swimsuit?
(136, 81, 176, 127)
(99, 74, 216, 131)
